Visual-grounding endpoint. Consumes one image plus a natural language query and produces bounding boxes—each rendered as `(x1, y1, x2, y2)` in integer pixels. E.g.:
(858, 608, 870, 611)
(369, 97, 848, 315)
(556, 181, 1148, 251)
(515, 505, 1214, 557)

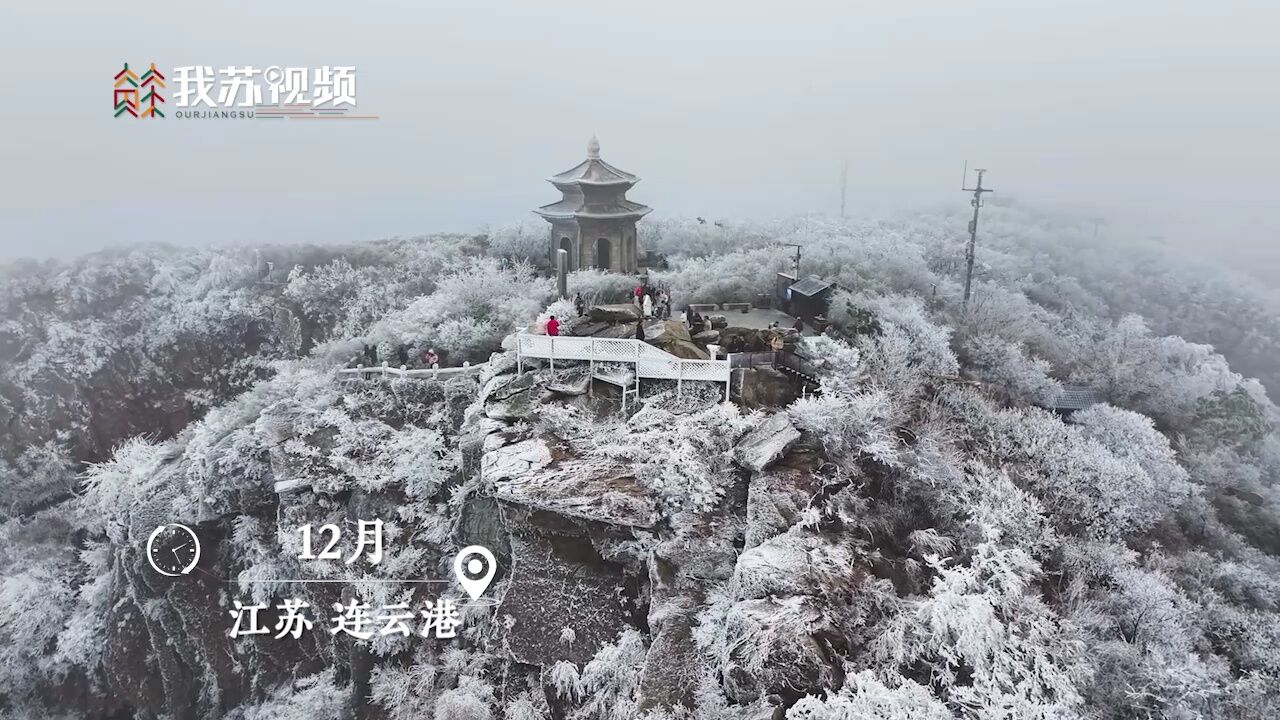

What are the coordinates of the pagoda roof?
(546, 136, 642, 187)
(534, 197, 652, 221)
(548, 157, 640, 187)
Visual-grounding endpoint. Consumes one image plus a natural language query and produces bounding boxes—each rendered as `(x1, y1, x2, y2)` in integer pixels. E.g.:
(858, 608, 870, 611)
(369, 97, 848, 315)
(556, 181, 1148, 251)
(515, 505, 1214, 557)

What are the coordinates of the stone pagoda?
(534, 136, 651, 273)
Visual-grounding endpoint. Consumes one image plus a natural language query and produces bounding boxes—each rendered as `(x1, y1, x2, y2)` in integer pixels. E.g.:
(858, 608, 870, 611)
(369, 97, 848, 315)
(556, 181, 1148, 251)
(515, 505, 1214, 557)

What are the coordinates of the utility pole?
(961, 165, 993, 312)
(784, 243, 802, 276)
(839, 160, 848, 219)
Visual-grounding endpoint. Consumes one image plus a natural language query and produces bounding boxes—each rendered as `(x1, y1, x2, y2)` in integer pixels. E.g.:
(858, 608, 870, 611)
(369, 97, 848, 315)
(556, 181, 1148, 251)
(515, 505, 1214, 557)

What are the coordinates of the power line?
(961, 164, 994, 312)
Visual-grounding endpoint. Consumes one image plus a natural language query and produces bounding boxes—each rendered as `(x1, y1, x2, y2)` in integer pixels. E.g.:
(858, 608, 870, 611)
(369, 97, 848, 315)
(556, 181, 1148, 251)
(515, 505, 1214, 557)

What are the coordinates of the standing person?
(635, 319, 646, 341)
(642, 293, 653, 319)
(423, 348, 439, 368)
(546, 315, 560, 337)
(573, 293, 585, 317)
(634, 284, 643, 308)
(396, 345, 409, 367)
(662, 290, 672, 319)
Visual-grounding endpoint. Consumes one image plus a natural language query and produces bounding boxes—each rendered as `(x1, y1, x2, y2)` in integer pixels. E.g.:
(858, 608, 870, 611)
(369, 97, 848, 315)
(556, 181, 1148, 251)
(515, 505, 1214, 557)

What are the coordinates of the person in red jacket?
(546, 315, 560, 336)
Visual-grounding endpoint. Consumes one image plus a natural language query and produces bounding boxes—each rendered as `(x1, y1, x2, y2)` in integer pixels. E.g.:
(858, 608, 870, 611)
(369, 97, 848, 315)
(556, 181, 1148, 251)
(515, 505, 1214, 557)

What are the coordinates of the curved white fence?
(338, 335, 734, 407)
(516, 333, 731, 403)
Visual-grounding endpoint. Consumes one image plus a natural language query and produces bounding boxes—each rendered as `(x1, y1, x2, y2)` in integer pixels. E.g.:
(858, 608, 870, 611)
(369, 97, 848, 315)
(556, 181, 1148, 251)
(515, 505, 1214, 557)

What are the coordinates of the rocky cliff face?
(467, 363, 843, 718)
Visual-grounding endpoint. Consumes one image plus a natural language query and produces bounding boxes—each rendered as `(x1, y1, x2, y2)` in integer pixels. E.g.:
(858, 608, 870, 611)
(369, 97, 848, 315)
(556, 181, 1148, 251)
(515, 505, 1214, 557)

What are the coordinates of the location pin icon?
(453, 545, 497, 601)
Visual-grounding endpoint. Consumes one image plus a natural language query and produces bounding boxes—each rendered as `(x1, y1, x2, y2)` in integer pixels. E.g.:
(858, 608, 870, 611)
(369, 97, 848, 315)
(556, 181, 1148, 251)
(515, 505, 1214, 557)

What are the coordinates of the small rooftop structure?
(778, 274, 837, 322)
(535, 137, 651, 274)
(788, 276, 835, 298)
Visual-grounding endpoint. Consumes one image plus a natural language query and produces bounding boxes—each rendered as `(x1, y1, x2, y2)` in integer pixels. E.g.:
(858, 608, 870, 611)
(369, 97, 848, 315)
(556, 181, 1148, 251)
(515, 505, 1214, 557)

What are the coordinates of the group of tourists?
(633, 282, 672, 319)
(767, 318, 807, 332)
(688, 310, 709, 335)
(359, 344, 439, 369)
(546, 282, 672, 343)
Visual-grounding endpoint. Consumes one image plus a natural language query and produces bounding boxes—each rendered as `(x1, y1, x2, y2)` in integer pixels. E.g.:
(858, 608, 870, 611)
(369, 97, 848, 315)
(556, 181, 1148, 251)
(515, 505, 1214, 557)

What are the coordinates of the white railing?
(516, 333, 731, 405)
(338, 363, 487, 380)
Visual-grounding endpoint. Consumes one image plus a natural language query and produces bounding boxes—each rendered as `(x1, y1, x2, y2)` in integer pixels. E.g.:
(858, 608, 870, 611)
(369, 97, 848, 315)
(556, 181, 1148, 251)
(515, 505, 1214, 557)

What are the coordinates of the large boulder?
(718, 327, 799, 353)
(495, 459, 659, 529)
(481, 438, 554, 483)
(589, 304, 641, 323)
(484, 371, 538, 403)
(548, 372, 591, 396)
(595, 324, 637, 339)
(735, 368, 798, 410)
(733, 530, 857, 599)
(644, 319, 692, 344)
(659, 339, 710, 360)
(644, 320, 708, 359)
(734, 412, 800, 472)
(570, 321, 610, 337)
(486, 392, 540, 421)
(692, 329, 721, 345)
(718, 327, 765, 353)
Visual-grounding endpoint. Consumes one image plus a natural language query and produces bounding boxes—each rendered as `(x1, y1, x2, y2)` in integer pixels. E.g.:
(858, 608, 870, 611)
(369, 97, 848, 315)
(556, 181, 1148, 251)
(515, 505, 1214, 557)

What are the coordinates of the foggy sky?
(1, 0, 1277, 267)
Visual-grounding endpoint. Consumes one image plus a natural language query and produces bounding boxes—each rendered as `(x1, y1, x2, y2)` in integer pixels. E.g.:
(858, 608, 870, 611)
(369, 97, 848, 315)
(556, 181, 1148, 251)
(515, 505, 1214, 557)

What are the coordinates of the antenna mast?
(961, 165, 993, 312)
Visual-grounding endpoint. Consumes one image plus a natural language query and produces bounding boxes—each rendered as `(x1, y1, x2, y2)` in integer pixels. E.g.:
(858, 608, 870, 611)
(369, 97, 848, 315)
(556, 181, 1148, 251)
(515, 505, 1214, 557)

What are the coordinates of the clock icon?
(146, 524, 201, 577)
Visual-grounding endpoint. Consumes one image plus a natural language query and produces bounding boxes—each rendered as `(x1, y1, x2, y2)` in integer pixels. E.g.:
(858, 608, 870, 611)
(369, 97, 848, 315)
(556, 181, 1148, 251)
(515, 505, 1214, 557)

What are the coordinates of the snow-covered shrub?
(872, 529, 1089, 717)
(0, 440, 76, 517)
(567, 268, 639, 307)
(787, 670, 951, 720)
(224, 669, 347, 720)
(961, 333, 1061, 406)
(550, 660, 582, 700)
(583, 402, 751, 519)
(571, 630, 648, 720)
(651, 246, 791, 307)
(486, 219, 548, 263)
(1070, 315, 1241, 428)
(790, 389, 902, 470)
(360, 256, 550, 363)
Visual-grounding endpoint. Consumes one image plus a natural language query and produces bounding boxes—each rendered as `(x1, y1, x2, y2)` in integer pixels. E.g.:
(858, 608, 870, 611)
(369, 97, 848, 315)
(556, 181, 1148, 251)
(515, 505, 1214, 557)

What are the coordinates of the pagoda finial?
(586, 135, 600, 159)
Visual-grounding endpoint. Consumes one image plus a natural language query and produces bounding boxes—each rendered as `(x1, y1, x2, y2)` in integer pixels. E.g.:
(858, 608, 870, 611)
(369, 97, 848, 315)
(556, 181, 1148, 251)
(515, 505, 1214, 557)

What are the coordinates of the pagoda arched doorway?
(558, 237, 573, 268)
(594, 238, 611, 270)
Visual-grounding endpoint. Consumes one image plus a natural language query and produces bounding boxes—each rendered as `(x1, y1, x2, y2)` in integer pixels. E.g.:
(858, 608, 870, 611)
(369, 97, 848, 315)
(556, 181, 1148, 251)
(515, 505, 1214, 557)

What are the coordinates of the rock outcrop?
(735, 413, 801, 472)
(495, 461, 658, 529)
(745, 466, 819, 548)
(481, 438, 554, 483)
(465, 357, 840, 717)
(499, 532, 634, 666)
